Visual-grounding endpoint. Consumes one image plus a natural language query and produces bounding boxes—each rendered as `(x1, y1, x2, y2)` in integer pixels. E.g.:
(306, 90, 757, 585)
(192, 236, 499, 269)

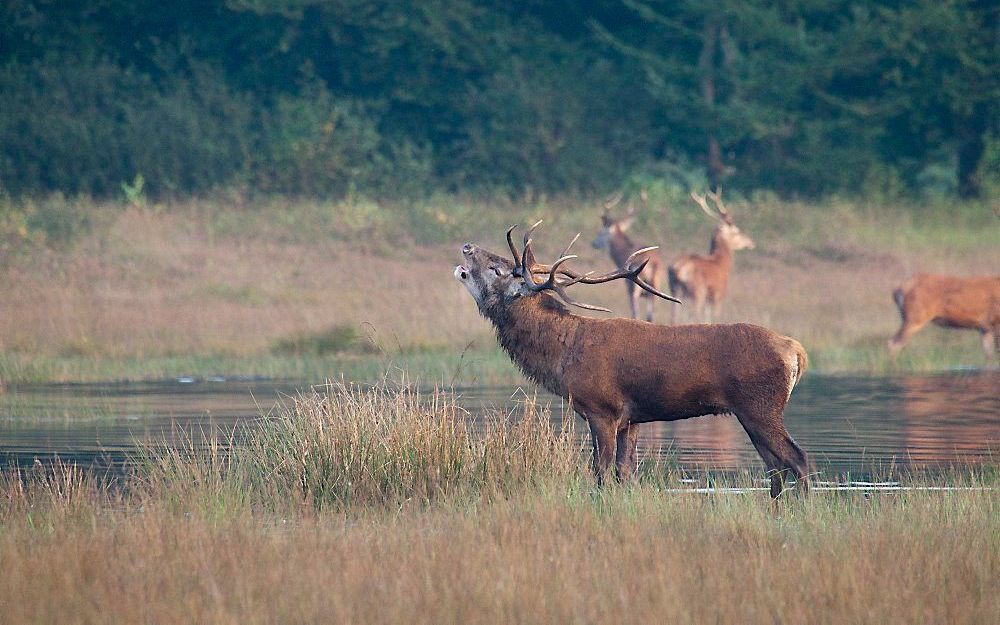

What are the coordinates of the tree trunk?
(699, 19, 726, 190)
(957, 104, 988, 199)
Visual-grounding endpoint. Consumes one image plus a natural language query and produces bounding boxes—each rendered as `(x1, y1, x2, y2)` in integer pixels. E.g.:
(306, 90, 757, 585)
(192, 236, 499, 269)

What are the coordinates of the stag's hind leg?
(615, 423, 640, 482)
(736, 412, 809, 498)
(888, 290, 931, 359)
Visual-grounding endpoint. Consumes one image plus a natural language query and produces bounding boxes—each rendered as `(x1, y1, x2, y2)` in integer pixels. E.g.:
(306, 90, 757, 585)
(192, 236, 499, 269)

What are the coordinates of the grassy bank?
(2, 383, 997, 624)
(1, 193, 997, 384)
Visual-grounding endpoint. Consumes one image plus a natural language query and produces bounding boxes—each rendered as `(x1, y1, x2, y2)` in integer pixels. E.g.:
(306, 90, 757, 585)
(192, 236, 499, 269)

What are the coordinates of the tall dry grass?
(129, 382, 583, 515)
(0, 382, 996, 625)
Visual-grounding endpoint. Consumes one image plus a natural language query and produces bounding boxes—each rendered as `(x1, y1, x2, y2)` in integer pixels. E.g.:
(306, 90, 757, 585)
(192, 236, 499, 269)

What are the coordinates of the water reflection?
(0, 372, 996, 475)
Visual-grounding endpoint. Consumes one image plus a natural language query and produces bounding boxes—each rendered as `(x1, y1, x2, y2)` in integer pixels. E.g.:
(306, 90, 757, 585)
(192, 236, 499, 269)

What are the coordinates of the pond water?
(1, 372, 997, 478)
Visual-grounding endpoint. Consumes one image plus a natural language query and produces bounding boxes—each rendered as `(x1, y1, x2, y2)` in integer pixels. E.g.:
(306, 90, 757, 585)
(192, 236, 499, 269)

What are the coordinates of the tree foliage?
(0, 0, 996, 199)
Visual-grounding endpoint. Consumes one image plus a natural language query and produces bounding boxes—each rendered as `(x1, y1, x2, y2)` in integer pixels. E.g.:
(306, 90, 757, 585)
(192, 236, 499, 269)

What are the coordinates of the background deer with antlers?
(591, 189, 666, 321)
(668, 188, 755, 324)
(454, 222, 810, 498)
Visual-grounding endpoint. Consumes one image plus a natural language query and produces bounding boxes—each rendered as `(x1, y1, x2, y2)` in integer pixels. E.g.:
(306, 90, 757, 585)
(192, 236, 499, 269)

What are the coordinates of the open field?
(1, 384, 997, 624)
(0, 193, 997, 384)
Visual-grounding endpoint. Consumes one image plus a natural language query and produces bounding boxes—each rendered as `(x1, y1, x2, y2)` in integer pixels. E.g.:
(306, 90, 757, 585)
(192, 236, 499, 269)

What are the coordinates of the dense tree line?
(0, 0, 996, 199)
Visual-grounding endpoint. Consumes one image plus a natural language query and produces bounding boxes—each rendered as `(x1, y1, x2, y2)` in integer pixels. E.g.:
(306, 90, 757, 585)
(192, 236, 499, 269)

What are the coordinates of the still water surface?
(1, 372, 997, 476)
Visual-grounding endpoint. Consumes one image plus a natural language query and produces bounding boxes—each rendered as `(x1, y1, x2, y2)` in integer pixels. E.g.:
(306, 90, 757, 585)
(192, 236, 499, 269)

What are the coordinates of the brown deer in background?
(668, 189, 755, 324)
(888, 273, 1000, 362)
(591, 190, 665, 322)
(454, 222, 810, 498)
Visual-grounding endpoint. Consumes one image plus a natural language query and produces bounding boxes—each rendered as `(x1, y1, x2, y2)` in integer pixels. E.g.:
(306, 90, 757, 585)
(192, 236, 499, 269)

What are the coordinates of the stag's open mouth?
(454, 265, 469, 281)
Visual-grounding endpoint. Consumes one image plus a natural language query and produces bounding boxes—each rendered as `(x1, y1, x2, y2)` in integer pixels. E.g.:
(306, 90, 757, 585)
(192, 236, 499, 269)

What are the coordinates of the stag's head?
(454, 244, 521, 310)
(591, 190, 641, 249)
(456, 221, 679, 315)
(691, 188, 755, 251)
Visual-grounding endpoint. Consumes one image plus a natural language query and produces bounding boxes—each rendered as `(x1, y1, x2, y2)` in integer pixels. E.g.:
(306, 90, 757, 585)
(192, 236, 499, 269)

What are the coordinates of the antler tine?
(582, 258, 649, 285)
(522, 251, 612, 311)
(551, 285, 612, 312)
(519, 219, 544, 273)
(506, 225, 521, 267)
(603, 191, 623, 210)
(559, 233, 581, 258)
(524, 254, 578, 292)
(625, 246, 659, 267)
(566, 247, 682, 304)
(707, 186, 730, 218)
(690, 190, 722, 222)
(632, 275, 683, 303)
(592, 258, 681, 303)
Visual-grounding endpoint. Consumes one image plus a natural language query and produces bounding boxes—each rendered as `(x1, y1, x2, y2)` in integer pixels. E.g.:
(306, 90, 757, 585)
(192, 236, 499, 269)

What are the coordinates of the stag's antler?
(692, 187, 734, 225)
(508, 223, 681, 309)
(691, 190, 722, 222)
(507, 222, 608, 311)
(602, 191, 624, 211)
(707, 187, 733, 224)
(546, 248, 681, 303)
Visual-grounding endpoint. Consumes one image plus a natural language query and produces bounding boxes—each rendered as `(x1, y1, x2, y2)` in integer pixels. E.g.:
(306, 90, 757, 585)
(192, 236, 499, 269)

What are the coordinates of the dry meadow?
(0, 195, 996, 383)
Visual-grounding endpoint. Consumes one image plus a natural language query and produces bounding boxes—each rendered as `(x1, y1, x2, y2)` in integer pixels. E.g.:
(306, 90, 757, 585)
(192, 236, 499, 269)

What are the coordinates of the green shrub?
(0, 59, 256, 197)
(271, 324, 378, 356)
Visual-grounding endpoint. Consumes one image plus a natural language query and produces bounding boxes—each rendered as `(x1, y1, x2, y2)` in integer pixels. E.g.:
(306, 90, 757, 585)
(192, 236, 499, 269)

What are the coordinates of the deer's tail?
(789, 338, 809, 390)
(892, 286, 905, 313)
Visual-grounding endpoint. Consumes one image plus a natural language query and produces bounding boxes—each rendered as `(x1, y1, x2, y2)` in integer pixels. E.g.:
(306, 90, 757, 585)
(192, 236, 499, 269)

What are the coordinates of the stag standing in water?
(454, 223, 810, 498)
(668, 189, 755, 324)
(591, 190, 666, 321)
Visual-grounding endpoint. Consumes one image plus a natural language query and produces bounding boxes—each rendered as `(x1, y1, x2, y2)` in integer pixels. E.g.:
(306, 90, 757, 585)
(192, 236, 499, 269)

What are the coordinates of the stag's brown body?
(889, 273, 1000, 360)
(456, 237, 810, 498)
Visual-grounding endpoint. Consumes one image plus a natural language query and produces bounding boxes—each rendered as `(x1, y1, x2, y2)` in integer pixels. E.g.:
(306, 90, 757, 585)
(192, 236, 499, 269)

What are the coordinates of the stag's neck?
(707, 233, 734, 268)
(483, 294, 581, 395)
(609, 231, 639, 267)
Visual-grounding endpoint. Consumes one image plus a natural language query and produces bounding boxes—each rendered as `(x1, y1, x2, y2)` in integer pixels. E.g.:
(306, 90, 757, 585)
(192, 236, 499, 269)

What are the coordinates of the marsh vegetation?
(2, 383, 997, 624)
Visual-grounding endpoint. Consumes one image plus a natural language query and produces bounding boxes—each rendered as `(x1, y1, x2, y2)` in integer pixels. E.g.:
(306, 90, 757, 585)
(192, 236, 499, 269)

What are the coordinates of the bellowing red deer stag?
(888, 273, 1000, 361)
(454, 223, 810, 498)
(591, 190, 666, 321)
(668, 189, 754, 324)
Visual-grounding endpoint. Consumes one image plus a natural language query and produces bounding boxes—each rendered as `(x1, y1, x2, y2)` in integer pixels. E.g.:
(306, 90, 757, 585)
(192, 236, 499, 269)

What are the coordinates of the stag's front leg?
(981, 329, 997, 363)
(615, 423, 640, 482)
(588, 418, 617, 486)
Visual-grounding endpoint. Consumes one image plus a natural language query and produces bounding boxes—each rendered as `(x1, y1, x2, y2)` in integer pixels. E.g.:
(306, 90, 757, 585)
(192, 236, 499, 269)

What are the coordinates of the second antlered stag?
(590, 189, 666, 322)
(668, 189, 754, 324)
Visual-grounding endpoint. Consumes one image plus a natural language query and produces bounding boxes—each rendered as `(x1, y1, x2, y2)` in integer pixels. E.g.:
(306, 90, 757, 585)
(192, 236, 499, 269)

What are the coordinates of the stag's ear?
(618, 216, 635, 231)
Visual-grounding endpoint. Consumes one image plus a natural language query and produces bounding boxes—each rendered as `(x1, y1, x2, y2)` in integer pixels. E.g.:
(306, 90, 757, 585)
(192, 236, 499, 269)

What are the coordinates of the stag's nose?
(462, 243, 475, 256)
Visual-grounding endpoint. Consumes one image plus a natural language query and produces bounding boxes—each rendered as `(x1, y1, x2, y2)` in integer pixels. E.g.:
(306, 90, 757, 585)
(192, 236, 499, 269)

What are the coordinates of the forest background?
(2, 0, 997, 203)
